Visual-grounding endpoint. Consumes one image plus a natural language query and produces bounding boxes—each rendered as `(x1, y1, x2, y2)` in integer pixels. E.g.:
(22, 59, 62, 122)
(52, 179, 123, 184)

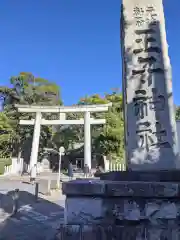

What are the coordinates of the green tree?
(175, 106, 180, 120)
(89, 91, 124, 162)
(0, 72, 62, 160)
(76, 90, 124, 162)
(0, 112, 15, 158)
(40, 89, 124, 163)
(51, 111, 84, 152)
(51, 94, 108, 152)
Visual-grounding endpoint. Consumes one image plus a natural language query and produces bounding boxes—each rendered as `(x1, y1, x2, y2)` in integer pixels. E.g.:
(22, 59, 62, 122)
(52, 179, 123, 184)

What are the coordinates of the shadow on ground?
(0, 190, 64, 240)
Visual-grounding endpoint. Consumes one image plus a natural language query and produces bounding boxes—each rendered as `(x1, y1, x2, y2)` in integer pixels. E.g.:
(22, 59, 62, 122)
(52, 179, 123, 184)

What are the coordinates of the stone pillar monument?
(60, 1, 180, 238)
(121, 0, 179, 170)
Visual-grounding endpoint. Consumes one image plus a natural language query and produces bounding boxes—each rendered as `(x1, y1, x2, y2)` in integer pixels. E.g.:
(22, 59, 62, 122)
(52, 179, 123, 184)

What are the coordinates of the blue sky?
(0, 0, 179, 105)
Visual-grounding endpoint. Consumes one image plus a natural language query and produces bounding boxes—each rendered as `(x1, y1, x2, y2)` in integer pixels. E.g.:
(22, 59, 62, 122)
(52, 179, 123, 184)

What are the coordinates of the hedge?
(0, 158, 12, 175)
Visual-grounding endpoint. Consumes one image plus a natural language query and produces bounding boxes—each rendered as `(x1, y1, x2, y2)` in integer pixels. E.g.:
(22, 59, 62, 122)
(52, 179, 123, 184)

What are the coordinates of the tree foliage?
(88, 92, 124, 161)
(0, 72, 61, 160)
(175, 106, 180, 120)
(3, 73, 180, 166)
(2, 71, 180, 166)
(57, 91, 124, 162)
(0, 112, 15, 157)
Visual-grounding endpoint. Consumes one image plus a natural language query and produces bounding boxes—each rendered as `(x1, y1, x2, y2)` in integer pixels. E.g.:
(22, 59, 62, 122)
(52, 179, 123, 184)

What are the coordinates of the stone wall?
(57, 224, 179, 239)
(60, 180, 180, 239)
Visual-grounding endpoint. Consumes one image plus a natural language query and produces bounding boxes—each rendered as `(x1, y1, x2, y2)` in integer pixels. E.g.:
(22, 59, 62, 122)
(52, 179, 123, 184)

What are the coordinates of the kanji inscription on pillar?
(121, 0, 179, 170)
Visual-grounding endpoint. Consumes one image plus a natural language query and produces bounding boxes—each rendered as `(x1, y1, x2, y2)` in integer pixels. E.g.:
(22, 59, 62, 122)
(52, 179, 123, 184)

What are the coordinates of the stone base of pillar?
(58, 179, 180, 239)
(99, 170, 180, 182)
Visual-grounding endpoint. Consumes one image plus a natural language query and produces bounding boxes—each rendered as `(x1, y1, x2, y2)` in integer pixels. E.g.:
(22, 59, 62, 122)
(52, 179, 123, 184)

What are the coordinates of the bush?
(0, 163, 4, 175)
(0, 158, 12, 175)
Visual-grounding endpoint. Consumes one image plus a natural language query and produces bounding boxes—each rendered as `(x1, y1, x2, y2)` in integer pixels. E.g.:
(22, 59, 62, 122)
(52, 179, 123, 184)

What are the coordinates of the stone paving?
(0, 203, 64, 240)
(0, 177, 65, 240)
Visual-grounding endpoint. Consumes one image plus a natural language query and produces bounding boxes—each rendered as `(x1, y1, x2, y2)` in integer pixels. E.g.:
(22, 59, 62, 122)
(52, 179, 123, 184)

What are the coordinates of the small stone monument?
(41, 158, 50, 172)
(122, 0, 179, 170)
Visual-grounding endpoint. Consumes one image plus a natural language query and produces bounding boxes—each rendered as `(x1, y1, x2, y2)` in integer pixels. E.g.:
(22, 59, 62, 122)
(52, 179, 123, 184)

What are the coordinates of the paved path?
(0, 179, 65, 240)
(3, 171, 87, 182)
(0, 204, 64, 239)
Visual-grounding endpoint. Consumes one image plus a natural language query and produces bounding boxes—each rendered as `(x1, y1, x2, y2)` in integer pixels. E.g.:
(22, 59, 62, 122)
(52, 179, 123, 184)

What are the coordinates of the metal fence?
(108, 162, 126, 172)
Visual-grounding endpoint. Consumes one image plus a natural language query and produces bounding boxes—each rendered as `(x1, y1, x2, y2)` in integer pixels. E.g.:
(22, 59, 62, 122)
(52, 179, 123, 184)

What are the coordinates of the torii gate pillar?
(29, 112, 41, 171)
(84, 111, 91, 169)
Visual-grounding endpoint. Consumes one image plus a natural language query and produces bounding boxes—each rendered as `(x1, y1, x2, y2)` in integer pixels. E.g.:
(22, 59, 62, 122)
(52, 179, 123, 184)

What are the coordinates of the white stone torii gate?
(15, 104, 111, 176)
